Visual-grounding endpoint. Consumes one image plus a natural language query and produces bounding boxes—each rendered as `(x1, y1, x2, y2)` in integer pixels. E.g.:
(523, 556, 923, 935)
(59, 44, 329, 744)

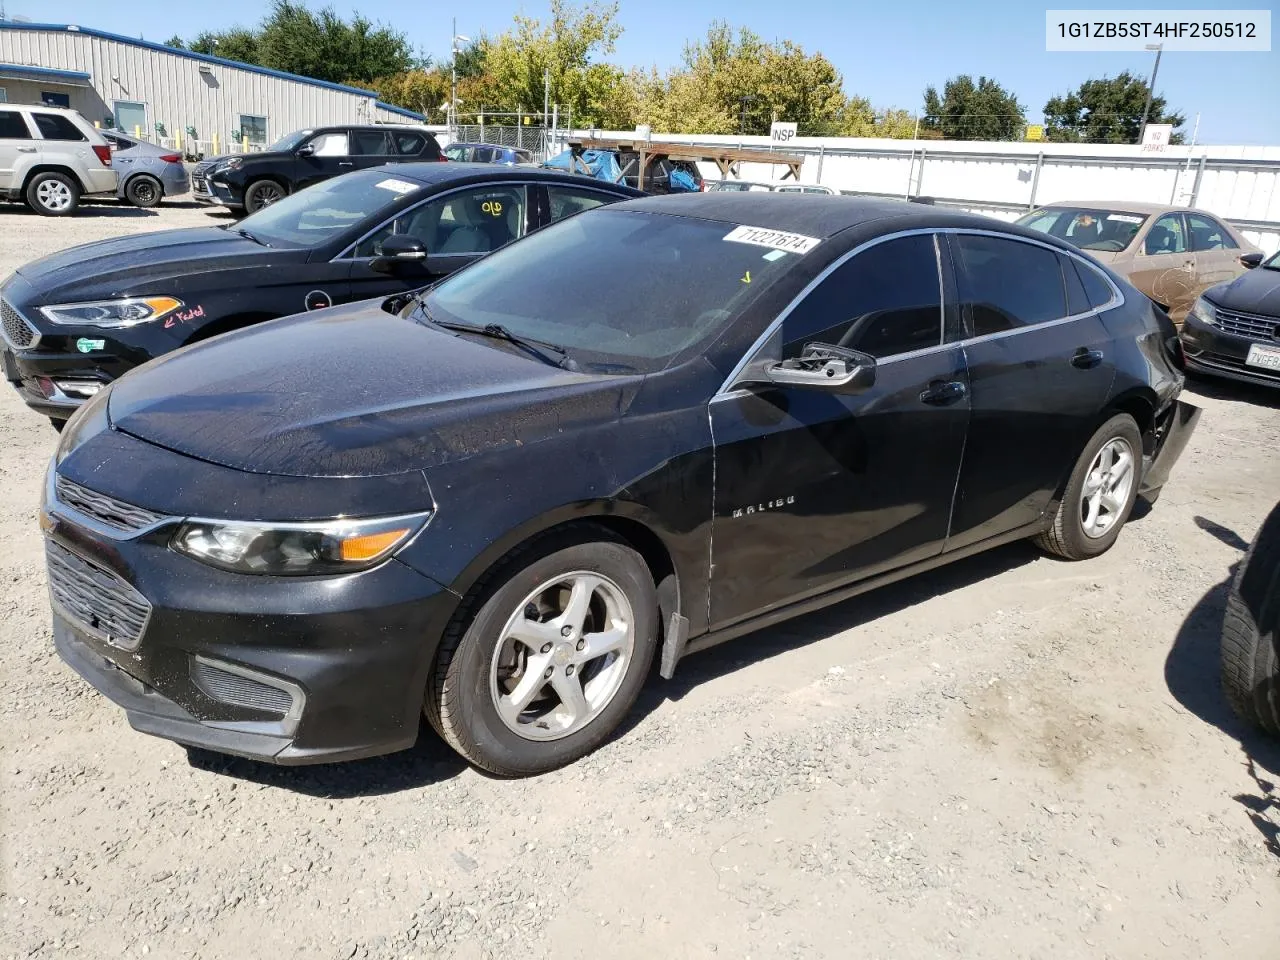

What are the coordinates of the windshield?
(423, 209, 808, 373)
(234, 170, 420, 248)
(267, 129, 312, 153)
(1016, 207, 1149, 253)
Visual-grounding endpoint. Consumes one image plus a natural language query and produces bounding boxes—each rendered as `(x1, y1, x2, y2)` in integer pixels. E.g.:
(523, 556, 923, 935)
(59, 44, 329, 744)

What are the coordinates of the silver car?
(105, 132, 189, 208)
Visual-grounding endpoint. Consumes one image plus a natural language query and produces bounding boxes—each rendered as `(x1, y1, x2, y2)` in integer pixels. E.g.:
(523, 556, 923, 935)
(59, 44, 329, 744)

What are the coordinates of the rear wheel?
(26, 172, 80, 216)
(426, 528, 659, 776)
(1221, 503, 1280, 735)
(243, 179, 284, 214)
(1035, 413, 1142, 560)
(125, 174, 162, 208)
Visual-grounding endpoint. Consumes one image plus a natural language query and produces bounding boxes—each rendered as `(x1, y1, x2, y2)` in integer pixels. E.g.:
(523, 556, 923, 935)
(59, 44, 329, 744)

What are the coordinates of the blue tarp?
(542, 148, 623, 183)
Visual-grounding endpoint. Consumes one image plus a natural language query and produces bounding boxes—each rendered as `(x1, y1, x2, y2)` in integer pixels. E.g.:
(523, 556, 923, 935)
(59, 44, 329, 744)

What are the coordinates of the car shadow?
(1164, 515, 1280, 857)
(0, 201, 159, 219)
(1185, 374, 1280, 409)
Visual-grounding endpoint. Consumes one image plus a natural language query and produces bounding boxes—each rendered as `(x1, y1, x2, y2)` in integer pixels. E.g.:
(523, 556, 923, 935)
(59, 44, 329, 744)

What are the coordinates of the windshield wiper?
(433, 319, 579, 372)
(234, 227, 270, 248)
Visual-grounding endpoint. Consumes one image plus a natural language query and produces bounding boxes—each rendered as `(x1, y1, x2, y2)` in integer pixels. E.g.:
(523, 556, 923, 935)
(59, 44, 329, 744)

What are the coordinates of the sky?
(9, 0, 1279, 143)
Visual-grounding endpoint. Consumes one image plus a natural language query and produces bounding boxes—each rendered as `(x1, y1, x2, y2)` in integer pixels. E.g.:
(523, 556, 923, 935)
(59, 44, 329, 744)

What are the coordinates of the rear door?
(708, 232, 970, 627)
(1130, 213, 1198, 322)
(944, 232, 1116, 551)
(296, 130, 353, 189)
(349, 129, 395, 172)
(1186, 212, 1245, 292)
(0, 109, 34, 191)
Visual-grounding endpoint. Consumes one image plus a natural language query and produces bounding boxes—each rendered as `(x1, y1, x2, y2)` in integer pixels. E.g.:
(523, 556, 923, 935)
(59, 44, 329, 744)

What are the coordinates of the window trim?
(334, 181, 537, 262)
(715, 227, 1124, 399)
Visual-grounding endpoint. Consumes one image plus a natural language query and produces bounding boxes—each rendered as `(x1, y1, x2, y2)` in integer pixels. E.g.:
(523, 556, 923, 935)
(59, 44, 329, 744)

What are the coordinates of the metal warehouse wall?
(0, 25, 413, 149)
(551, 130, 1280, 254)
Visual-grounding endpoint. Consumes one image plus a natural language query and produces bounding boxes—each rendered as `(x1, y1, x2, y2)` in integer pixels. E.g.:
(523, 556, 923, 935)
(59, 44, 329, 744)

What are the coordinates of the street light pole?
(450, 17, 457, 131)
(1138, 42, 1163, 144)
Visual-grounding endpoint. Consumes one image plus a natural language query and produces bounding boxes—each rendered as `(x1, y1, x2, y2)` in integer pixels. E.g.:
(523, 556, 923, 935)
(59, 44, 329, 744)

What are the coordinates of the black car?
(1, 164, 641, 424)
(190, 124, 445, 213)
(1181, 249, 1280, 389)
(43, 195, 1198, 777)
(1222, 500, 1280, 735)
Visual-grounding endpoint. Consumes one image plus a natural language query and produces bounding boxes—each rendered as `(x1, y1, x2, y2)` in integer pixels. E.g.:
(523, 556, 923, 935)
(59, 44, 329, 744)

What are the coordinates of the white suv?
(0, 105, 118, 216)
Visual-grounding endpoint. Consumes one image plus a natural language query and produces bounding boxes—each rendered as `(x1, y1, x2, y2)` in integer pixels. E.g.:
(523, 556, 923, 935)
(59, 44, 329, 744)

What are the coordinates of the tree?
(188, 28, 259, 64)
(1043, 71, 1185, 144)
(922, 75, 1025, 141)
(453, 38, 490, 80)
(164, 35, 186, 49)
(370, 69, 453, 120)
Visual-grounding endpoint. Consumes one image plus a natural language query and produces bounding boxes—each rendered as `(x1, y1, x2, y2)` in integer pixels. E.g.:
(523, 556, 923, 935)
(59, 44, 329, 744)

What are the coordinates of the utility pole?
(543, 67, 550, 127)
(1138, 42, 1163, 144)
(450, 21, 470, 132)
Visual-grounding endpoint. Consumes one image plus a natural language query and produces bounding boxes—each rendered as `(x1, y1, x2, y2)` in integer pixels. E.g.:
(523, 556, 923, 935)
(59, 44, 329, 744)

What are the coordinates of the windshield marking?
(723, 225, 820, 255)
(376, 178, 418, 194)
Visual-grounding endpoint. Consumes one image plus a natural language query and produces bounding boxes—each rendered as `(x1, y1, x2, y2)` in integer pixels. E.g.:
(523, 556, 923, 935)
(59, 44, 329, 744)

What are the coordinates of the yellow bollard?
(213, 132, 220, 155)
(176, 129, 183, 152)
(242, 134, 249, 152)
(135, 125, 141, 138)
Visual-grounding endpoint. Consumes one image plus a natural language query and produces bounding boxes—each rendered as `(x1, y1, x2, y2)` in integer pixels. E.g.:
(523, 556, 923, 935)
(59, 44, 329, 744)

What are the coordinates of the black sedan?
(43, 195, 1198, 776)
(1, 164, 642, 424)
(1180, 248, 1280, 389)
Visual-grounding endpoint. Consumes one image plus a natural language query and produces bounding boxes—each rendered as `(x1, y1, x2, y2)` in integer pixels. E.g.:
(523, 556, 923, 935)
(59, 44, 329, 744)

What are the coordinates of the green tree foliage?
(922, 75, 1025, 140)
(369, 70, 453, 121)
(164, 35, 186, 49)
(1043, 71, 1185, 143)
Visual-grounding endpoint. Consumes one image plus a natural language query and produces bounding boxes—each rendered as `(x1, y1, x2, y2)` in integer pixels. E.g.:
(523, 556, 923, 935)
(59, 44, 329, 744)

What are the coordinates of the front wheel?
(125, 174, 163, 208)
(1035, 413, 1143, 560)
(242, 179, 284, 214)
(426, 528, 659, 776)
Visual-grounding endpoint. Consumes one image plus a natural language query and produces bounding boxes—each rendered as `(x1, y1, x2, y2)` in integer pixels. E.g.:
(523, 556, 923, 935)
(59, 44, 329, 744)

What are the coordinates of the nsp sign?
(769, 122, 798, 143)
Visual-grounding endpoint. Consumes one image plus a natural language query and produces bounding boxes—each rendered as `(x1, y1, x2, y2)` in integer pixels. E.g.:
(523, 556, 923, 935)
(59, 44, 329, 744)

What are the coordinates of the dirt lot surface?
(2, 202, 1280, 960)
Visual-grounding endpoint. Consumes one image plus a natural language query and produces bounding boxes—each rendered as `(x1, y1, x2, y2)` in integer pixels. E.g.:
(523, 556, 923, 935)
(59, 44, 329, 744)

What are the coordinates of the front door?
(1131, 212, 1198, 322)
(296, 130, 354, 190)
(344, 183, 533, 303)
(944, 233, 1116, 550)
(708, 233, 970, 629)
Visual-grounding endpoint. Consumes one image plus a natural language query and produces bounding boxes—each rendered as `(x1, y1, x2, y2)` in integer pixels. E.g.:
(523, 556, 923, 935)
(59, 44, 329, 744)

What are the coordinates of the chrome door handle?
(1071, 348, 1104, 369)
(919, 379, 967, 405)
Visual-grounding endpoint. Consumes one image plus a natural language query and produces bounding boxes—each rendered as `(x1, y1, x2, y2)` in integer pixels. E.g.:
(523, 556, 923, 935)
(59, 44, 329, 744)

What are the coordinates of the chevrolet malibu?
(44, 195, 1199, 776)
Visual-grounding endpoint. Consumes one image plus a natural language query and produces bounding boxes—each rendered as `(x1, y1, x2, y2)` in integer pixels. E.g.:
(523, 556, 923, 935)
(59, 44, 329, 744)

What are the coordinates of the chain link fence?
(450, 124, 550, 156)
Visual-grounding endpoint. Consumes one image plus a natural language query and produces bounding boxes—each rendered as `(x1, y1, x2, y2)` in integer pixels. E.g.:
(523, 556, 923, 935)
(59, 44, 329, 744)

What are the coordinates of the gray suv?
(0, 105, 118, 215)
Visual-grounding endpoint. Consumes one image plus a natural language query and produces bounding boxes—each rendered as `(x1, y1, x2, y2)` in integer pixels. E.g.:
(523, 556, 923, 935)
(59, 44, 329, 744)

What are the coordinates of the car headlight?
(39, 296, 183, 329)
(170, 512, 431, 575)
(1189, 296, 1217, 327)
(216, 157, 243, 173)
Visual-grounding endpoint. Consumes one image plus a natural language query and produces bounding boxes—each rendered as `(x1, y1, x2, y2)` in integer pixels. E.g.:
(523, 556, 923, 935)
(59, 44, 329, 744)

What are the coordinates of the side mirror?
(296, 143, 315, 157)
(1240, 252, 1264, 269)
(764, 343, 876, 394)
(369, 234, 428, 275)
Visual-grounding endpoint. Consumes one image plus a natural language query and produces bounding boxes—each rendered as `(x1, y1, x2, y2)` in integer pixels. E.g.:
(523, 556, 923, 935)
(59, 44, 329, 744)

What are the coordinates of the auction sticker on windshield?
(1107, 214, 1144, 223)
(376, 178, 418, 195)
(724, 225, 820, 255)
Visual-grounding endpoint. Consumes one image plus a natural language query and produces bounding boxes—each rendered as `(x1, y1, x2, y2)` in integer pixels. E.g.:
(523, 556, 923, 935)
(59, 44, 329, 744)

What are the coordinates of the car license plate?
(1246, 342, 1280, 371)
(2, 348, 18, 384)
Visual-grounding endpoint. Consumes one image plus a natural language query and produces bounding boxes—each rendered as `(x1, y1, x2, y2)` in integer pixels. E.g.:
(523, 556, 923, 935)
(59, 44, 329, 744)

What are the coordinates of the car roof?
(1037, 200, 1182, 216)
(380, 162, 644, 192)
(613, 193, 1011, 239)
(448, 142, 526, 151)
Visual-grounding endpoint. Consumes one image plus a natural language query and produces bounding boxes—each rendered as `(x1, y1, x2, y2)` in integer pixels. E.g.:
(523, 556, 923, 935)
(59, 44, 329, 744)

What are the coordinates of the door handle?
(16, 146, 36, 153)
(919, 379, 967, 405)
(338, 161, 354, 167)
(1071, 348, 1104, 370)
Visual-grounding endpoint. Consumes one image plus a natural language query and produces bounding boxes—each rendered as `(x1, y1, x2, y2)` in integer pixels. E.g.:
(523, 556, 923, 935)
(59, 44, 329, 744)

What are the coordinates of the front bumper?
(44, 464, 458, 764)
(1180, 310, 1280, 389)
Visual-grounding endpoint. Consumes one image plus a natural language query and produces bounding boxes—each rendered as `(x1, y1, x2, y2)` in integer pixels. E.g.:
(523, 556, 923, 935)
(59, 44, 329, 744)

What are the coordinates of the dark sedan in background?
(1181, 248, 1280, 389)
(1, 164, 641, 424)
(43, 195, 1197, 777)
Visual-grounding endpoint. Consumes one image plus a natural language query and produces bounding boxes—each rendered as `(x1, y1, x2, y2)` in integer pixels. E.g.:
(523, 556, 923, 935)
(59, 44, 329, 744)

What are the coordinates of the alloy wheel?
(36, 180, 72, 212)
(1080, 437, 1135, 539)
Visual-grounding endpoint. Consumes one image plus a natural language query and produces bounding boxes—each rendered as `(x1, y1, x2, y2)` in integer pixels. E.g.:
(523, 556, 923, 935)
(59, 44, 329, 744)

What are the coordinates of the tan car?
(1016, 201, 1264, 324)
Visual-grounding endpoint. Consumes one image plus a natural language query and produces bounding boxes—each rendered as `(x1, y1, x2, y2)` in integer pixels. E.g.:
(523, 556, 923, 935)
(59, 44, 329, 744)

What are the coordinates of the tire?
(125, 174, 162, 208)
(26, 172, 80, 216)
(1035, 413, 1143, 560)
(426, 526, 659, 776)
(1221, 503, 1280, 735)
(243, 179, 284, 214)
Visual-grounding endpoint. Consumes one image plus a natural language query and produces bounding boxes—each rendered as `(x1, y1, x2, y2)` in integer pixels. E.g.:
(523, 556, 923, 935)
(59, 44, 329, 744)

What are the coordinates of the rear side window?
(952, 234, 1067, 335)
(107, 135, 136, 152)
(1187, 213, 1238, 251)
(351, 130, 392, 155)
(547, 185, 612, 223)
(1060, 253, 1091, 316)
(1073, 259, 1116, 311)
(32, 112, 86, 141)
(395, 132, 427, 156)
(783, 234, 943, 359)
(0, 111, 31, 139)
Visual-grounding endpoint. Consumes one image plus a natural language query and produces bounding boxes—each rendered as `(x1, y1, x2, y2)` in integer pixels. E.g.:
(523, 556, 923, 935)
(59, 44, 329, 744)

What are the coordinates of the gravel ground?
(2, 202, 1280, 960)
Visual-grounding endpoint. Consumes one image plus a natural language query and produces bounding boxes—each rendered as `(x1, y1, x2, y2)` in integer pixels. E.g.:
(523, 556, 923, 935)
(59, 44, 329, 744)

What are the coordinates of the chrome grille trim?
(46, 540, 151, 650)
(54, 476, 168, 535)
(1, 298, 39, 351)
(1214, 309, 1280, 342)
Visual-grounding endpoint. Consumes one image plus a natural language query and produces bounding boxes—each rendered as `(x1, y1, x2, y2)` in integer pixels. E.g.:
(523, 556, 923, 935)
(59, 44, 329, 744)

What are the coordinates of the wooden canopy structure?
(564, 137, 804, 191)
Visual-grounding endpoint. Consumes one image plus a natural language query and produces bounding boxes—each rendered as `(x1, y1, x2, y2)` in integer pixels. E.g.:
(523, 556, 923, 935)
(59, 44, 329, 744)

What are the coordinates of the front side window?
(952, 233, 1068, 335)
(1187, 213, 1237, 251)
(355, 185, 527, 258)
(0, 110, 31, 139)
(307, 132, 349, 157)
(351, 130, 392, 156)
(1016, 207, 1148, 253)
(547, 185, 612, 223)
(422, 209, 804, 372)
(32, 112, 86, 141)
(1144, 214, 1187, 255)
(236, 170, 419, 247)
(782, 234, 943, 359)
(238, 114, 268, 146)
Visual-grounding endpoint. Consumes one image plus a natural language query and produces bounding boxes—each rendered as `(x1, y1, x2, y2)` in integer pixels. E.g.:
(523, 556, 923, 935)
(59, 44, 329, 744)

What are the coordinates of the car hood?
(1208, 267, 1280, 317)
(13, 227, 280, 302)
(106, 302, 631, 479)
